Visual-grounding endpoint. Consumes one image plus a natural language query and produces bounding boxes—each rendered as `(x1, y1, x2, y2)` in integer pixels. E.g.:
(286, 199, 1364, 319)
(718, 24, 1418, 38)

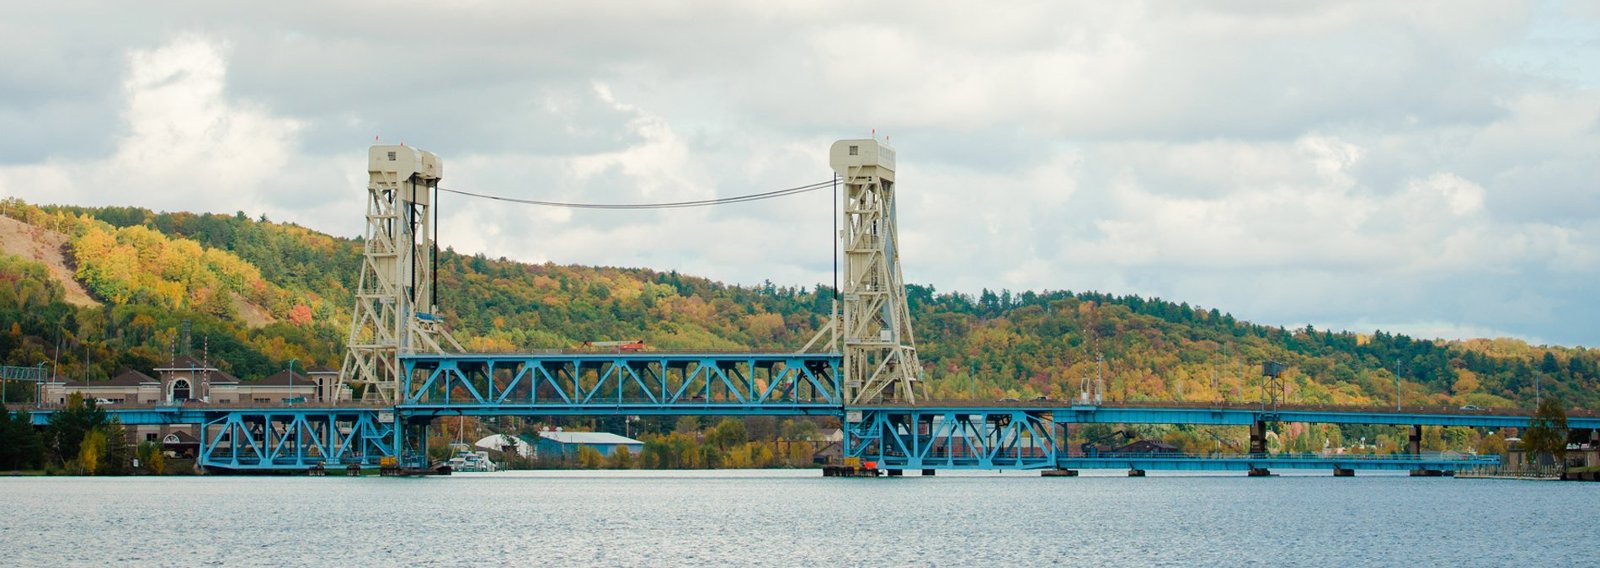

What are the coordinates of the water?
(1, 470, 1593, 567)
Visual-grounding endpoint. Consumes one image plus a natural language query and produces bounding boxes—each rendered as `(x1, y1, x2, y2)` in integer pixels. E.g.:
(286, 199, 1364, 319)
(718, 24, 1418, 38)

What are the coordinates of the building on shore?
(523, 430, 643, 459)
(40, 355, 339, 407)
(1504, 436, 1600, 471)
(37, 355, 344, 454)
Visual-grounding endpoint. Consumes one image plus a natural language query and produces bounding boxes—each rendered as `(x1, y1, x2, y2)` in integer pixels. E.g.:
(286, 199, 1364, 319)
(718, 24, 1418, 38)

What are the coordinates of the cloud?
(0, 2, 1597, 346)
(0, 35, 324, 225)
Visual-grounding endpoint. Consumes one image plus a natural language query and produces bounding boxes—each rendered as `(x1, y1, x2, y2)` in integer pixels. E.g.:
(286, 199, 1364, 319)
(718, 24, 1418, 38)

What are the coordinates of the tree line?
(2, 197, 1596, 412)
(0, 393, 165, 474)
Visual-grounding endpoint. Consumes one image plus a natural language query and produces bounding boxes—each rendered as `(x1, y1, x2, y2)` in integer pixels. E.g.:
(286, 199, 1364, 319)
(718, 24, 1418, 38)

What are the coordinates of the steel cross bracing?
(196, 409, 401, 470)
(398, 353, 843, 416)
(844, 408, 1059, 470)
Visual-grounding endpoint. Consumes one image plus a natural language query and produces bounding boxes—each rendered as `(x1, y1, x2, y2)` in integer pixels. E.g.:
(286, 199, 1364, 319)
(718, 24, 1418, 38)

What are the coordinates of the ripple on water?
(0, 471, 1590, 567)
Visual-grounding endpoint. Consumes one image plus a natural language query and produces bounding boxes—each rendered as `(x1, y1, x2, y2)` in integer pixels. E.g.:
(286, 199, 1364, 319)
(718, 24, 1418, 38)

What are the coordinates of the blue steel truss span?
(198, 409, 402, 470)
(398, 353, 842, 415)
(845, 408, 1058, 470)
(20, 367, 1594, 472)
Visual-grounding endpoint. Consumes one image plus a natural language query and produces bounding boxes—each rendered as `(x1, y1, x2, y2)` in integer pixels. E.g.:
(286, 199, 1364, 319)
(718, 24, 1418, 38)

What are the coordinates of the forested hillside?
(1, 197, 1596, 411)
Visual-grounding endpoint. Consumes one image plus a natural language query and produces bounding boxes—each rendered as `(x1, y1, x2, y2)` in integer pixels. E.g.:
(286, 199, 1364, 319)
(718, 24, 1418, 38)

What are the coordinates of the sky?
(1, 1, 1597, 346)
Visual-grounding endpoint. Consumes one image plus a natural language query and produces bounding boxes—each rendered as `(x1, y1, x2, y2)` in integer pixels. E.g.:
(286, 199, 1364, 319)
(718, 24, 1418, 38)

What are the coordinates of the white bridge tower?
(805, 139, 923, 404)
(339, 145, 462, 403)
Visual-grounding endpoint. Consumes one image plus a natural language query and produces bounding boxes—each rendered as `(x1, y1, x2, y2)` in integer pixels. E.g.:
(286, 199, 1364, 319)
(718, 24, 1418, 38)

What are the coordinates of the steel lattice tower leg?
(339, 145, 462, 404)
(806, 139, 923, 405)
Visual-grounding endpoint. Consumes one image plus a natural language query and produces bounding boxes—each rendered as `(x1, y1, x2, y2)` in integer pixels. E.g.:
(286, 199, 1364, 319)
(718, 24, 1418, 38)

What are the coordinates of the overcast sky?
(1, 1, 1597, 346)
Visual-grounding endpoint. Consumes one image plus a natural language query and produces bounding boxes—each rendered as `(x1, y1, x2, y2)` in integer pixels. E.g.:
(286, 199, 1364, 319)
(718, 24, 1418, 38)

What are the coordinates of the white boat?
(443, 450, 498, 473)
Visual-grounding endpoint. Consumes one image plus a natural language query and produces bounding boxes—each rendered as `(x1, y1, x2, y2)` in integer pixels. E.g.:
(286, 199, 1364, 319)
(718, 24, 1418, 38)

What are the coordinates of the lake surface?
(1, 470, 1593, 567)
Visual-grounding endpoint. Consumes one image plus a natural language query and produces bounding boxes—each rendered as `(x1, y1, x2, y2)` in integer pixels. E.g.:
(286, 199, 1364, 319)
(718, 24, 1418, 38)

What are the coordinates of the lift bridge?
(25, 139, 1591, 475)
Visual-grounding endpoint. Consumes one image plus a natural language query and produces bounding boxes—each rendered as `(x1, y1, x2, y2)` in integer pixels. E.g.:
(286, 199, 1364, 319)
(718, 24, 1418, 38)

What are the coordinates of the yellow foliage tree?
(78, 429, 106, 475)
(1452, 370, 1480, 396)
(576, 445, 605, 469)
(606, 445, 636, 469)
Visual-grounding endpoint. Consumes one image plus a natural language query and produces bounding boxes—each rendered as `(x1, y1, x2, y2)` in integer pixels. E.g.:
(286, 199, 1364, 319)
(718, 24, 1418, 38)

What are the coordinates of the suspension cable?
(437, 180, 834, 210)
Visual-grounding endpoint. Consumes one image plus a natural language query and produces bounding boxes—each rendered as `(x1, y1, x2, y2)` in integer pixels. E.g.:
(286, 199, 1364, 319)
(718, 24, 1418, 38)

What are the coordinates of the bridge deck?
(1057, 453, 1499, 472)
(14, 400, 1595, 429)
(860, 403, 1600, 429)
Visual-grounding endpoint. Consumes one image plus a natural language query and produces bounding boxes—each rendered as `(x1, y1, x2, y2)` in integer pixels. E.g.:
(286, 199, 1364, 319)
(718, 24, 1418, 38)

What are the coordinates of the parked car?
(1459, 404, 1483, 411)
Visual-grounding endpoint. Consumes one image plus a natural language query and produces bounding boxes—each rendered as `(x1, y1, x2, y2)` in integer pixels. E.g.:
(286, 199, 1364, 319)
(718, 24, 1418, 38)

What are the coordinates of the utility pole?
(288, 358, 297, 406)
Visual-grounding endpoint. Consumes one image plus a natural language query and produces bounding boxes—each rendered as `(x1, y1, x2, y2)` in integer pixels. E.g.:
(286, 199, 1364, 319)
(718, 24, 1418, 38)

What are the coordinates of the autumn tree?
(47, 393, 107, 467)
(576, 445, 605, 469)
(76, 428, 105, 475)
(99, 420, 132, 475)
(706, 418, 747, 451)
(606, 445, 636, 469)
(1478, 431, 1508, 457)
(0, 410, 45, 470)
(780, 419, 820, 443)
(137, 440, 166, 474)
(1522, 397, 1569, 468)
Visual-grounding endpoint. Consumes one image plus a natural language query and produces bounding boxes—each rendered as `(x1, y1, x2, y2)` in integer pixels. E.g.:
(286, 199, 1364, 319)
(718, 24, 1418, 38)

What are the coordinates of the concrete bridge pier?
(1247, 421, 1272, 476)
(1405, 424, 1445, 477)
(1249, 420, 1268, 455)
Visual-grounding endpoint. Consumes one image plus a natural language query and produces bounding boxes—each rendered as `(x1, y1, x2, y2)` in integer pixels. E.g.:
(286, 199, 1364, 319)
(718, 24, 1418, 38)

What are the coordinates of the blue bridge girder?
(23, 406, 212, 426)
(397, 403, 843, 418)
(1057, 453, 1501, 472)
(197, 408, 402, 471)
(1051, 405, 1600, 429)
(399, 353, 843, 413)
(844, 408, 1059, 470)
(856, 403, 1600, 429)
(16, 389, 1592, 472)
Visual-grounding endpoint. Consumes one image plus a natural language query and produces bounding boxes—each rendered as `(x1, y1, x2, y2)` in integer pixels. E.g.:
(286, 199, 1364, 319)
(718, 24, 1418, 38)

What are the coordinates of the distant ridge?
(0, 197, 1595, 413)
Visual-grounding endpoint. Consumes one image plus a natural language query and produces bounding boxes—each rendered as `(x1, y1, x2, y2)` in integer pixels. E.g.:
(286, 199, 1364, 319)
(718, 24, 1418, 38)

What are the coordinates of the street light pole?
(288, 358, 297, 406)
